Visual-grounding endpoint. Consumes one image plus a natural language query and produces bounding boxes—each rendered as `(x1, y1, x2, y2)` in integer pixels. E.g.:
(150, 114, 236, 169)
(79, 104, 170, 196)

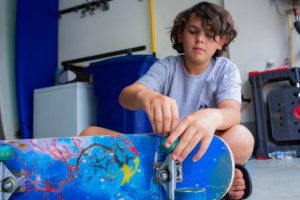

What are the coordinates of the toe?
(231, 184, 246, 191)
(232, 178, 245, 186)
(235, 168, 244, 178)
(229, 168, 247, 200)
(229, 190, 245, 200)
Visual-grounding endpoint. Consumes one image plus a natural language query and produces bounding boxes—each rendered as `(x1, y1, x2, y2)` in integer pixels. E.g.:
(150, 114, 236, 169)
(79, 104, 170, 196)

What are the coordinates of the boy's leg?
(216, 125, 254, 200)
(216, 124, 254, 164)
(80, 126, 120, 136)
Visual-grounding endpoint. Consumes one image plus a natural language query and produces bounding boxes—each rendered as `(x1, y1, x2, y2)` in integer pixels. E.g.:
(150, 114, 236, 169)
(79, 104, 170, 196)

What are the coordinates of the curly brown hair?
(170, 2, 237, 58)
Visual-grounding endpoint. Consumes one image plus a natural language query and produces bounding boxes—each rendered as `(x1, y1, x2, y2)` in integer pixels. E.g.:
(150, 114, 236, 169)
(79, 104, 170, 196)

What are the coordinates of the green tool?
(0, 145, 13, 161)
(160, 138, 179, 153)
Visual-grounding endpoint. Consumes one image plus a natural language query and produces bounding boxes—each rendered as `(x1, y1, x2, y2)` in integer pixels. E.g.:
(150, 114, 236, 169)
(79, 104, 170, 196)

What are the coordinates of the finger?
(192, 136, 212, 162)
(171, 126, 197, 161)
(161, 104, 172, 136)
(145, 107, 156, 133)
(170, 102, 179, 131)
(165, 120, 189, 148)
(177, 131, 202, 162)
(154, 105, 163, 134)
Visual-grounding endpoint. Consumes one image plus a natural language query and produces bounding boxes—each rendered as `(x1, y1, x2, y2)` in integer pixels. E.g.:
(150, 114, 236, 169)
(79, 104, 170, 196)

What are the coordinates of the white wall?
(225, 0, 300, 122)
(59, 0, 221, 63)
(59, 0, 151, 64)
(59, 0, 300, 123)
(0, 0, 18, 139)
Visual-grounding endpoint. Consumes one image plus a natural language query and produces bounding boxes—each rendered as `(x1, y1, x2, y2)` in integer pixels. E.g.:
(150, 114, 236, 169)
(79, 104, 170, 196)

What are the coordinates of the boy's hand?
(140, 91, 179, 136)
(164, 109, 220, 162)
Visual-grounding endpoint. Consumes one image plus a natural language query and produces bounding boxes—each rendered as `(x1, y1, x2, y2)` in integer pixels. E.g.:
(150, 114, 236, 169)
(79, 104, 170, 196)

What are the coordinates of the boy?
(82, 2, 254, 199)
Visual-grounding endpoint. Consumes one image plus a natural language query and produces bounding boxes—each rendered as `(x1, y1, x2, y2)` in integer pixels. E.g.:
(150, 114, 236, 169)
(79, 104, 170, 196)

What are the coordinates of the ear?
(217, 36, 227, 50)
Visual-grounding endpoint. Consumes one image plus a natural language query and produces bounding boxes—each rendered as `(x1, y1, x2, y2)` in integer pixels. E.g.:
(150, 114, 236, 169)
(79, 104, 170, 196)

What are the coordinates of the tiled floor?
(245, 158, 300, 200)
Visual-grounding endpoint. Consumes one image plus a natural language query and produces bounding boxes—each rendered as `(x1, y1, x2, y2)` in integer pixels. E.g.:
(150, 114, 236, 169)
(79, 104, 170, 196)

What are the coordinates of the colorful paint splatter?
(0, 134, 233, 200)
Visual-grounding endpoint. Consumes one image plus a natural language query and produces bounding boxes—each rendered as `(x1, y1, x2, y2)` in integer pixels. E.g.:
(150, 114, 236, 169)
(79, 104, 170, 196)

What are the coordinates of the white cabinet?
(33, 82, 95, 138)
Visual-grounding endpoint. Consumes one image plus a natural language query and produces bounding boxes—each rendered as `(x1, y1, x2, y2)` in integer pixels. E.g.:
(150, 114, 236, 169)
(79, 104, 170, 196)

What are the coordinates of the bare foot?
(228, 168, 246, 199)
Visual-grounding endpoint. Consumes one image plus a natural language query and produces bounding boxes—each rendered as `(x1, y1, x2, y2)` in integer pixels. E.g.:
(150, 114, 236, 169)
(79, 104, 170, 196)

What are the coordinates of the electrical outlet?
(270, 0, 280, 6)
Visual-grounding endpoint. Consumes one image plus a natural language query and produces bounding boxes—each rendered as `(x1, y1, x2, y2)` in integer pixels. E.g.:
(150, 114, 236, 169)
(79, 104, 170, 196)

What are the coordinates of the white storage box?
(33, 82, 95, 138)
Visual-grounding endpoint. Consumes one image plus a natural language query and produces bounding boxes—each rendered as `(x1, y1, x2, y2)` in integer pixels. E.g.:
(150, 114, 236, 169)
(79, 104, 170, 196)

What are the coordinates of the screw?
(3, 180, 13, 190)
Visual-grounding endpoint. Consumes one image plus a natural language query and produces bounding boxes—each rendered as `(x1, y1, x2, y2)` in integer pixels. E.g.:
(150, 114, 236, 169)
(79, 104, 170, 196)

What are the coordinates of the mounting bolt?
(2, 177, 17, 193)
(157, 168, 171, 183)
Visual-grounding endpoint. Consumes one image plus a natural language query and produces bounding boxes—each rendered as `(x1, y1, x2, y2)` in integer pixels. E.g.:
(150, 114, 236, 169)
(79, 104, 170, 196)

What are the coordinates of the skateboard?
(0, 134, 234, 200)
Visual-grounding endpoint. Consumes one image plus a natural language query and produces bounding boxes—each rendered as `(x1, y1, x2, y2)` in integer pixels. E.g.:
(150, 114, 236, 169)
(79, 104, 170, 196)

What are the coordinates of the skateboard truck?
(156, 138, 207, 200)
(156, 154, 182, 200)
(0, 145, 25, 200)
(155, 138, 183, 200)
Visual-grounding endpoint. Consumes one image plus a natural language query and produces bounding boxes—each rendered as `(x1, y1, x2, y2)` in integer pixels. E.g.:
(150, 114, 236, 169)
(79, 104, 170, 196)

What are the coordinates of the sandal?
(222, 163, 252, 199)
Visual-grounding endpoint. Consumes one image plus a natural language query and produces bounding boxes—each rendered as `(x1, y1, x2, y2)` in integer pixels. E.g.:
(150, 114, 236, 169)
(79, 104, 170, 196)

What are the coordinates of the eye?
(188, 28, 198, 35)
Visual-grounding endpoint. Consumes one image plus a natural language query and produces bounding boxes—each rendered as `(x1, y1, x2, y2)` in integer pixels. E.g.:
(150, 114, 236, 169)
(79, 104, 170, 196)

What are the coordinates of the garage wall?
(59, 0, 300, 123)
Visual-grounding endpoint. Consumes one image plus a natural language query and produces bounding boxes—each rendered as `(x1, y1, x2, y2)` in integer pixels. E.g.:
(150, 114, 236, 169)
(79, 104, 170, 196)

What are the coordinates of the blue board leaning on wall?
(15, 0, 58, 139)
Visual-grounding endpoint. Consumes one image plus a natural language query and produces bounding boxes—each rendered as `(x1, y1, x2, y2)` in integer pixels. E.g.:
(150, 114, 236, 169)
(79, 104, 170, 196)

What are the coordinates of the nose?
(196, 32, 204, 43)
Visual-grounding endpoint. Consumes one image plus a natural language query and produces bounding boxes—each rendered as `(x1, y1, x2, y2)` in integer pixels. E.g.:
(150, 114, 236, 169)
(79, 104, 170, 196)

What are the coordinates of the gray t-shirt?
(137, 55, 242, 120)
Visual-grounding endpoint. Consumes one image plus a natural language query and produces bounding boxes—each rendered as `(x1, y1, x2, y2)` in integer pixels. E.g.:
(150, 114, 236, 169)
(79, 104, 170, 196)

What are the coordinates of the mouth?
(193, 47, 205, 52)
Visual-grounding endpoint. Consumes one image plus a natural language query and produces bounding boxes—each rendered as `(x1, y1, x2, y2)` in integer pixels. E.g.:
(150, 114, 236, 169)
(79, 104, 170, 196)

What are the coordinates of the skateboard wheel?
(0, 145, 13, 161)
(160, 138, 179, 153)
(175, 187, 206, 200)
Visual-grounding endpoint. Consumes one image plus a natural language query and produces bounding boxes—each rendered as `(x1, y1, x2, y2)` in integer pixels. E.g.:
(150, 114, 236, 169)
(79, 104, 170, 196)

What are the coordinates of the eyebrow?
(186, 24, 201, 29)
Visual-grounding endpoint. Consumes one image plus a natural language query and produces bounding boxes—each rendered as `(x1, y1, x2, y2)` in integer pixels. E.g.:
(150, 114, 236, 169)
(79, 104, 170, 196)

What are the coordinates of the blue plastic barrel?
(85, 55, 157, 133)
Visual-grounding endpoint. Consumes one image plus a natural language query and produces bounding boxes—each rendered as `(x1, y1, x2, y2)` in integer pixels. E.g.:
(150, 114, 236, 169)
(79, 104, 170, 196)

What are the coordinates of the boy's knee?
(80, 126, 120, 136)
(80, 126, 100, 136)
(232, 125, 255, 150)
(219, 125, 255, 163)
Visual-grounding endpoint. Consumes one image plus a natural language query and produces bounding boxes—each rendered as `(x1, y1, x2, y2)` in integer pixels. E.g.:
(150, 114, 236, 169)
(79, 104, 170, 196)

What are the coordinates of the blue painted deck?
(0, 134, 233, 200)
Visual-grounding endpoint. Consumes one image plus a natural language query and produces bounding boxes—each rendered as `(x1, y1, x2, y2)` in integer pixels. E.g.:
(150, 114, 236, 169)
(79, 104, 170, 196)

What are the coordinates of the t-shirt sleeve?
(136, 60, 167, 93)
(216, 65, 242, 105)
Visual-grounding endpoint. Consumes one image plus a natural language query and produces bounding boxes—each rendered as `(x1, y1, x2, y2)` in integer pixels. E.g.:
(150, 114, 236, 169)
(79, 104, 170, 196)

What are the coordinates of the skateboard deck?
(0, 134, 234, 200)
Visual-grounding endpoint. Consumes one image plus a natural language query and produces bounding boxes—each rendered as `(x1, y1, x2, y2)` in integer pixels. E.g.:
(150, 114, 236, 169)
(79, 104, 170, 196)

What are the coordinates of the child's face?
(179, 13, 225, 68)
